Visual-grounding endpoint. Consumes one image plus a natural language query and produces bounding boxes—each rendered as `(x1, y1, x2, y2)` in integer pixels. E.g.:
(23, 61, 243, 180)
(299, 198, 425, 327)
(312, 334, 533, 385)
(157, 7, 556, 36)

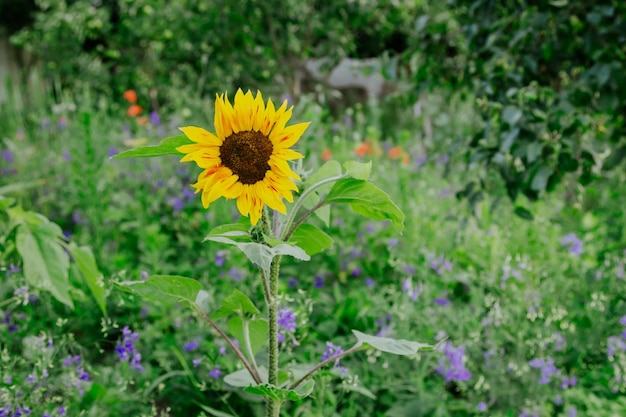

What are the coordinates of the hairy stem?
(242, 316, 260, 375)
(267, 255, 282, 416)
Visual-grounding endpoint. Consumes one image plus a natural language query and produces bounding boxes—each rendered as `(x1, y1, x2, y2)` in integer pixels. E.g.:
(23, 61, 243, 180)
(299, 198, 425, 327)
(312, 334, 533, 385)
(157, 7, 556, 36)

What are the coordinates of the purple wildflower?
(183, 340, 200, 352)
(350, 266, 362, 278)
(149, 111, 161, 126)
(477, 402, 487, 412)
(287, 277, 299, 288)
(277, 308, 297, 343)
(182, 186, 195, 201)
(436, 342, 472, 382)
(192, 358, 202, 367)
(228, 267, 243, 281)
(116, 326, 142, 372)
(62, 151, 71, 161)
(561, 233, 583, 256)
(434, 296, 450, 306)
(343, 115, 353, 128)
(568, 407, 577, 417)
(387, 238, 399, 248)
(107, 146, 118, 158)
(364, 277, 375, 288)
(170, 197, 185, 213)
(429, 255, 452, 275)
(313, 274, 325, 288)
(1, 149, 14, 163)
(214, 251, 227, 267)
(6, 264, 20, 277)
(529, 356, 559, 384)
(209, 365, 222, 379)
(322, 342, 344, 367)
(218, 346, 227, 355)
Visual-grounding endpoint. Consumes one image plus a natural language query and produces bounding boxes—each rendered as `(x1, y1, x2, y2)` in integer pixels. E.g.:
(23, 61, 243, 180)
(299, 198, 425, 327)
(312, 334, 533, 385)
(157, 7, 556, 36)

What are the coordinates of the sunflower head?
(177, 89, 309, 225)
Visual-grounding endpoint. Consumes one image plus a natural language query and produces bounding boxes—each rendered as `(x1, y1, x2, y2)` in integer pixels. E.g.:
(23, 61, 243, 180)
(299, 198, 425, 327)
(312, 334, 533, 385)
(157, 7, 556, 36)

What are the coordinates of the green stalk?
(266, 255, 282, 416)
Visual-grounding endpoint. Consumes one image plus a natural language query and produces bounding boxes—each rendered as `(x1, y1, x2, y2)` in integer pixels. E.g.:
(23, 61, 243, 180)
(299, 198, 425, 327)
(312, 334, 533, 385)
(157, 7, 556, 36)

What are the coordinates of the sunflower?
(177, 89, 309, 225)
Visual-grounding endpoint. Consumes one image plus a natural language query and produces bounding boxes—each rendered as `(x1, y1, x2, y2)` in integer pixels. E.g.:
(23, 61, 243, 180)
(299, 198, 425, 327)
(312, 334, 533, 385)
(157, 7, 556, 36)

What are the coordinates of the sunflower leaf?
(289, 223, 333, 256)
(244, 381, 315, 402)
(211, 288, 260, 320)
(325, 178, 404, 232)
(343, 160, 372, 180)
(112, 135, 192, 159)
(203, 236, 310, 276)
(116, 275, 202, 311)
(352, 330, 433, 355)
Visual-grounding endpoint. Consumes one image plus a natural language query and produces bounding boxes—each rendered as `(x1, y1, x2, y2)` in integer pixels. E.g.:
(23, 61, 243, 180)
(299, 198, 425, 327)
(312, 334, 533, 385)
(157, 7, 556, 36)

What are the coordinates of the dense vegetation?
(1, 1, 625, 416)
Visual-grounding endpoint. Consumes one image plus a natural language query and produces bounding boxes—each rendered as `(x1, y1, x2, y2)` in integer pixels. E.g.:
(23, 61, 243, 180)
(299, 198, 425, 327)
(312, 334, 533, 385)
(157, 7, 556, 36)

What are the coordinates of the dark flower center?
(220, 130, 273, 184)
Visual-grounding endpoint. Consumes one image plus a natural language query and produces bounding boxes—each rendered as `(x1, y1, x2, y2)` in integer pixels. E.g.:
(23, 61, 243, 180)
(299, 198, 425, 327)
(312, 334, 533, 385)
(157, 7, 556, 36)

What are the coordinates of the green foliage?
(112, 135, 191, 159)
(408, 0, 626, 200)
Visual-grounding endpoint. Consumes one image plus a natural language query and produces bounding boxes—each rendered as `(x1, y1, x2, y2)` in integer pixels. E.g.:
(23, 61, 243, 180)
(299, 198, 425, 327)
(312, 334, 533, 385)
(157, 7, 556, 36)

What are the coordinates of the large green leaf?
(112, 135, 192, 159)
(352, 330, 432, 355)
(66, 243, 107, 315)
(244, 381, 315, 402)
(325, 179, 404, 232)
(227, 316, 269, 356)
(204, 236, 310, 277)
(116, 275, 202, 311)
(224, 366, 268, 387)
(16, 222, 73, 308)
(212, 289, 261, 320)
(289, 223, 333, 256)
(343, 160, 372, 180)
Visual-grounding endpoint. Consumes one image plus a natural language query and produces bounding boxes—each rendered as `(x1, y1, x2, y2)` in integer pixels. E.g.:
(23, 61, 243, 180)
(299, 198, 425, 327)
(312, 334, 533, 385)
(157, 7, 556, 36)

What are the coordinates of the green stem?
(242, 316, 260, 374)
(279, 174, 346, 241)
(267, 255, 282, 416)
(195, 308, 262, 384)
(288, 345, 362, 390)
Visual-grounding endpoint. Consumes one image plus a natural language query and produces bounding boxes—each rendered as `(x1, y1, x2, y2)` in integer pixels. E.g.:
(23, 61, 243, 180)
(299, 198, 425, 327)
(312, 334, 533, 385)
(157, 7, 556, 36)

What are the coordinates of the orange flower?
(137, 116, 149, 126)
(127, 104, 143, 117)
(355, 142, 373, 158)
(402, 153, 411, 165)
(388, 146, 403, 159)
(123, 90, 138, 104)
(321, 148, 332, 161)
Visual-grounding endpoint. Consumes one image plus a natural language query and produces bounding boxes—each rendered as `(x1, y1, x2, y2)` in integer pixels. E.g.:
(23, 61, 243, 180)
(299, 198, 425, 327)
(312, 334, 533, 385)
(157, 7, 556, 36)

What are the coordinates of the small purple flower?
(277, 308, 297, 343)
(140, 271, 149, 280)
(350, 266, 362, 278)
(313, 274, 325, 288)
(343, 115, 353, 128)
(116, 326, 142, 372)
(26, 373, 36, 384)
(62, 151, 71, 161)
(209, 365, 222, 379)
(434, 296, 450, 306)
(228, 267, 243, 281)
(529, 356, 559, 384)
(183, 340, 200, 352)
(6, 264, 20, 277)
(58, 407, 66, 415)
(192, 358, 202, 367)
(364, 277, 375, 288)
(155, 179, 165, 188)
(149, 111, 161, 126)
(477, 402, 487, 412)
(1, 149, 14, 163)
(436, 342, 472, 382)
(182, 186, 195, 201)
(387, 238, 399, 248)
(170, 197, 185, 213)
(619, 316, 626, 326)
(218, 346, 227, 355)
(568, 407, 577, 417)
(107, 146, 118, 158)
(561, 233, 583, 256)
(4, 376, 12, 384)
(214, 251, 227, 267)
(322, 342, 345, 369)
(288, 277, 299, 288)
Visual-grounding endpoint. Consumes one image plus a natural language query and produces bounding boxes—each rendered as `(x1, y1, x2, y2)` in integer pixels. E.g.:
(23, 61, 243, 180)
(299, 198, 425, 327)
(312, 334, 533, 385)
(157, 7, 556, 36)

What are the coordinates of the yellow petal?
(179, 126, 222, 145)
(274, 148, 304, 160)
(270, 122, 310, 149)
(236, 185, 251, 216)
